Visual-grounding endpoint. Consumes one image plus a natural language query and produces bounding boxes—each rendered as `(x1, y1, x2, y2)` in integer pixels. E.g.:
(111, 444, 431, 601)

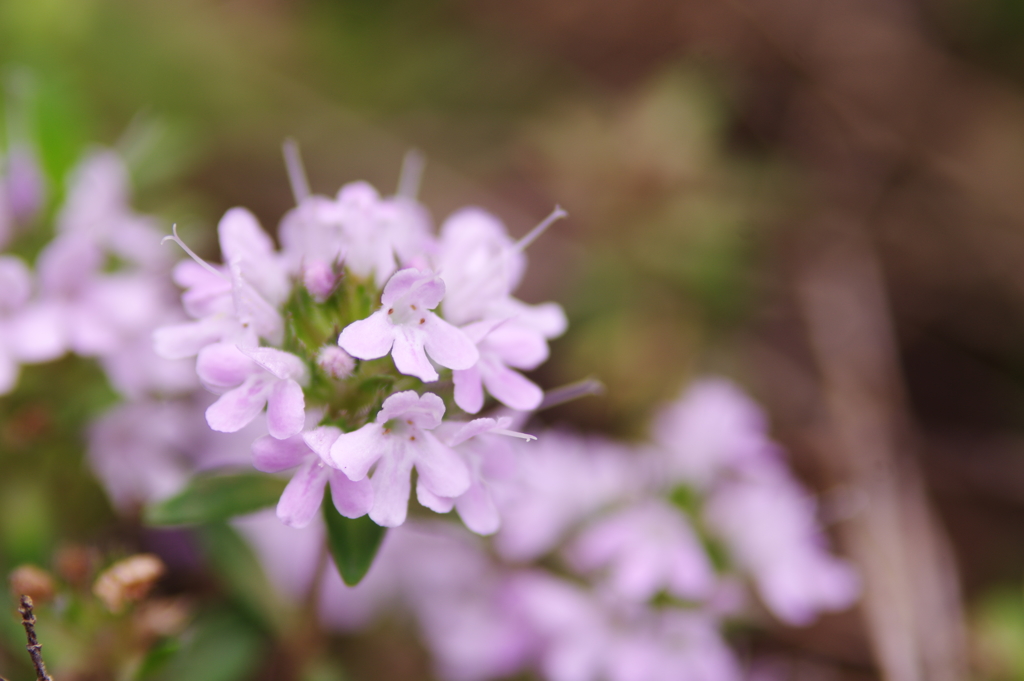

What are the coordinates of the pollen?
(388, 308, 394, 314)
(419, 318, 425, 324)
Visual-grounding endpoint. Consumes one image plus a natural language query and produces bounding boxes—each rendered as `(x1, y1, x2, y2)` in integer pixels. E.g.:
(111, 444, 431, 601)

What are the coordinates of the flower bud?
(317, 345, 355, 379)
(6, 147, 45, 225)
(93, 554, 165, 613)
(303, 259, 338, 301)
(9, 565, 56, 604)
(133, 597, 191, 640)
(55, 544, 99, 587)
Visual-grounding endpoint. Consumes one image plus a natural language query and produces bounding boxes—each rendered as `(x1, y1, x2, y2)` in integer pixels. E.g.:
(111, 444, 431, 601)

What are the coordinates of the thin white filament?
(492, 429, 538, 442)
(514, 205, 567, 253)
(538, 378, 605, 410)
(397, 148, 426, 200)
(161, 224, 228, 280)
(283, 138, 311, 204)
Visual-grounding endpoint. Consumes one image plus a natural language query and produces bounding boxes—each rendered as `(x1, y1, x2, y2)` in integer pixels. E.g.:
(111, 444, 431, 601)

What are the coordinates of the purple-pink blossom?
(197, 342, 308, 439)
(252, 427, 373, 528)
(453, 319, 548, 413)
(327, 391, 470, 527)
(565, 500, 716, 603)
(338, 268, 478, 382)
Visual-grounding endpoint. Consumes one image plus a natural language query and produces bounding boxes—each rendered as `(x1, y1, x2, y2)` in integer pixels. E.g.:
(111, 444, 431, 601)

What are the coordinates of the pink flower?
(430, 416, 532, 535)
(197, 343, 308, 439)
(5, 145, 45, 226)
(704, 465, 860, 625)
(494, 430, 638, 562)
(251, 427, 373, 528)
(652, 378, 777, 488)
(153, 210, 288, 360)
(17, 234, 167, 359)
(338, 268, 478, 382)
(333, 182, 435, 287)
(453, 319, 548, 413)
(277, 194, 345, 296)
(565, 500, 716, 603)
(0, 255, 33, 393)
(327, 391, 470, 527)
(56, 150, 167, 269)
(433, 206, 568, 334)
(509, 573, 741, 681)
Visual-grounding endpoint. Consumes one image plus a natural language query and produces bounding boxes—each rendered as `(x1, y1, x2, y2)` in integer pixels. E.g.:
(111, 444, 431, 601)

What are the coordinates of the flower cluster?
(234, 379, 860, 681)
(0, 142, 861, 681)
(151, 157, 565, 532)
(0, 149, 195, 399)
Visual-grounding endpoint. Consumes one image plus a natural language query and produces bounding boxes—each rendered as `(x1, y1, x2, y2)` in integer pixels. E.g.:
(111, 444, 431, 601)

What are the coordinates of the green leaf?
(144, 473, 286, 526)
(198, 523, 287, 634)
(134, 638, 180, 680)
(149, 608, 264, 681)
(322, 486, 386, 586)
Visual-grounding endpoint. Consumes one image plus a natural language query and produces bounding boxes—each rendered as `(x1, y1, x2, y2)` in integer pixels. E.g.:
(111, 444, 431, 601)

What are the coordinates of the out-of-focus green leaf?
(0, 483, 54, 564)
(198, 522, 287, 634)
(301, 658, 350, 681)
(149, 608, 264, 681)
(973, 585, 1024, 681)
(323, 487, 386, 586)
(144, 473, 286, 526)
(134, 637, 180, 681)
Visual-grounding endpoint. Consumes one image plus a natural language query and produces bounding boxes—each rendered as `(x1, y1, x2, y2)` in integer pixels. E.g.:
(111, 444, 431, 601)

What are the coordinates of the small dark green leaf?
(323, 486, 386, 586)
(144, 473, 286, 526)
(149, 608, 264, 681)
(198, 523, 286, 634)
(134, 638, 180, 680)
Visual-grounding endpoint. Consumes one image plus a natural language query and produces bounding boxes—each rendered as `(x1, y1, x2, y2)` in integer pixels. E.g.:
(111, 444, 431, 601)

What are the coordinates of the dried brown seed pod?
(93, 554, 166, 613)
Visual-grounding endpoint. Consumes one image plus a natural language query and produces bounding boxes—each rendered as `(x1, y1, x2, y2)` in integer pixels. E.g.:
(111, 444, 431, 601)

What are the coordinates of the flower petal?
(369, 452, 413, 527)
(414, 432, 470, 499)
(453, 366, 484, 414)
(0, 351, 19, 395)
(376, 391, 445, 430)
(241, 346, 309, 383)
(7, 303, 66, 363)
(485, 323, 549, 370)
(329, 423, 386, 480)
(196, 342, 256, 389)
(303, 426, 342, 459)
(456, 482, 501, 535)
(205, 374, 272, 433)
(153, 316, 237, 360)
(446, 417, 502, 447)
(422, 313, 478, 370)
(252, 434, 311, 472)
(481, 361, 543, 411)
(338, 310, 394, 360)
(267, 378, 306, 439)
(416, 481, 455, 513)
(381, 268, 445, 310)
(329, 470, 374, 518)
(277, 457, 329, 528)
(391, 325, 437, 382)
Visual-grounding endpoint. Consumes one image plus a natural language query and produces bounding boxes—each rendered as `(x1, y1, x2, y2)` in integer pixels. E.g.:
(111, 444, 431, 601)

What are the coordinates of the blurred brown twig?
(18, 595, 53, 681)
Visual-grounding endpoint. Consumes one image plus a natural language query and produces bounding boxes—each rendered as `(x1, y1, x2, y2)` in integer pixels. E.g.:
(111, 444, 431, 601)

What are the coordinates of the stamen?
(514, 205, 567, 253)
(538, 378, 604, 410)
(161, 224, 228, 280)
(283, 138, 311, 204)
(492, 429, 538, 442)
(397, 148, 426, 200)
